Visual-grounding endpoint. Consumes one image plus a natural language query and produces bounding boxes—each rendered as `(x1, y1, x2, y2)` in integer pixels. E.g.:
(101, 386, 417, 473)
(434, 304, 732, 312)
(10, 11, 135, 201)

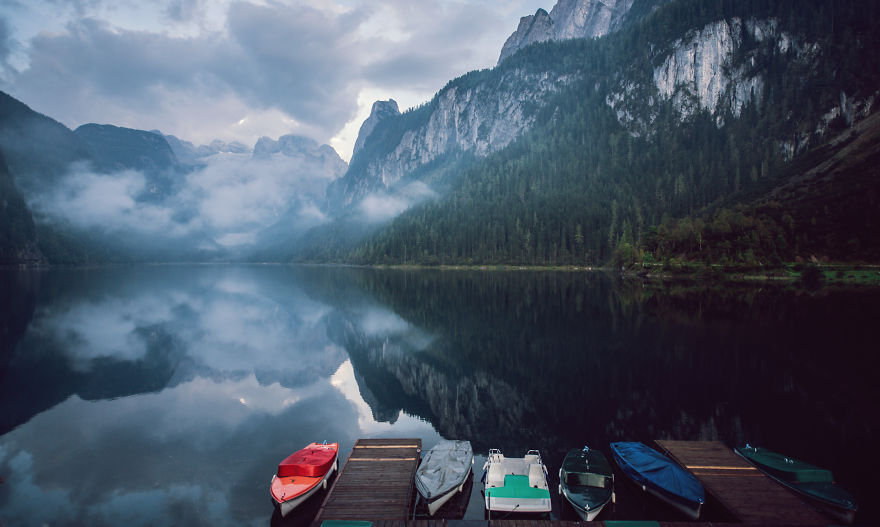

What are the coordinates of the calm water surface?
(1, 265, 878, 526)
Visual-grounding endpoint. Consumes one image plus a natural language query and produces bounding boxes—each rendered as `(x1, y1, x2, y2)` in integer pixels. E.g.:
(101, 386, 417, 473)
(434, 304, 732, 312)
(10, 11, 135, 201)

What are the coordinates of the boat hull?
(645, 483, 702, 520)
(734, 446, 857, 524)
(483, 449, 552, 514)
(610, 442, 704, 520)
(426, 485, 460, 515)
(561, 490, 610, 521)
(271, 443, 339, 518)
(271, 459, 337, 517)
(415, 439, 473, 516)
(559, 447, 614, 522)
(484, 495, 552, 513)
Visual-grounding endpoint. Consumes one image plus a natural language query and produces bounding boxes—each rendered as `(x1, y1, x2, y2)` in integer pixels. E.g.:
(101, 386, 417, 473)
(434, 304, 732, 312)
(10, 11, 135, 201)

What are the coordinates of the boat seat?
(487, 463, 505, 488)
(528, 463, 545, 488)
(523, 454, 539, 464)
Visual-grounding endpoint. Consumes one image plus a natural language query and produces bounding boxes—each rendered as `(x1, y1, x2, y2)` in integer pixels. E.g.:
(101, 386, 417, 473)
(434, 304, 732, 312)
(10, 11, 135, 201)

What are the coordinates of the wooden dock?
(312, 520, 826, 527)
(655, 440, 828, 525)
(315, 438, 422, 522)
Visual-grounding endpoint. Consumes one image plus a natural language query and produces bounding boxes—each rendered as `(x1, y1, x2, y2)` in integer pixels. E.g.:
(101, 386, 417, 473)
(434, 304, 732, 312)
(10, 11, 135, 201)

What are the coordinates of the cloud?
(24, 265, 347, 383)
(8, 4, 364, 144)
(164, 0, 202, 23)
(0, 16, 11, 61)
(30, 293, 178, 369)
(29, 149, 339, 251)
(2, 0, 553, 156)
(222, 2, 365, 134)
(359, 180, 437, 222)
(0, 264, 452, 524)
(31, 165, 199, 238)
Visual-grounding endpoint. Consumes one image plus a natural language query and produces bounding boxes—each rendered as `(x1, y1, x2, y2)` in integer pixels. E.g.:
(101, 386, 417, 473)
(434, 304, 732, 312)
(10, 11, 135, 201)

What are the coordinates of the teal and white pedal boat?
(482, 448, 551, 514)
(558, 446, 614, 521)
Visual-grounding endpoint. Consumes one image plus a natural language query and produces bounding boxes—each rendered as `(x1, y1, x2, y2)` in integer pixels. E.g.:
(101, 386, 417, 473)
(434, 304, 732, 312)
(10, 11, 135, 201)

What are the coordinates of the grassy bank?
(370, 261, 880, 286)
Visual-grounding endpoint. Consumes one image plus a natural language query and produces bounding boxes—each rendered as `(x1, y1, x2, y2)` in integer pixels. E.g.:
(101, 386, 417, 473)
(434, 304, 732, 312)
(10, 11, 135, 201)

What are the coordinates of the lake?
(1, 265, 878, 526)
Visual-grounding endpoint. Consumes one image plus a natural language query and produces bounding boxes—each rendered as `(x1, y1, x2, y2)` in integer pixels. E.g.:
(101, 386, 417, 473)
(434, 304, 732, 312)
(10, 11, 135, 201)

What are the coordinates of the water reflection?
(0, 266, 878, 525)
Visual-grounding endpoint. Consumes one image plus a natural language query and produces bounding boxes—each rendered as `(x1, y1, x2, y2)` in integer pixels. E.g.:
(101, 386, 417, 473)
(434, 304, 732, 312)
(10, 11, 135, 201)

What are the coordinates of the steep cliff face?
(652, 19, 793, 121)
(604, 14, 877, 164)
(330, 0, 669, 211)
(499, 0, 652, 63)
(332, 69, 574, 208)
(352, 99, 400, 158)
(607, 17, 833, 134)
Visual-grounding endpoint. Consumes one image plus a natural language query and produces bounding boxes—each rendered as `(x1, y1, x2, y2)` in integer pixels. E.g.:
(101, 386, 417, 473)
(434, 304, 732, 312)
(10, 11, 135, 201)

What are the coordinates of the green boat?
(558, 447, 614, 521)
(735, 444, 858, 524)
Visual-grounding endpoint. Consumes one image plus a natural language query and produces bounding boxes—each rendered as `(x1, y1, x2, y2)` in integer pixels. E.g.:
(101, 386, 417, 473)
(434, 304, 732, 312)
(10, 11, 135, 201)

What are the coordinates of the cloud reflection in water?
(0, 266, 441, 526)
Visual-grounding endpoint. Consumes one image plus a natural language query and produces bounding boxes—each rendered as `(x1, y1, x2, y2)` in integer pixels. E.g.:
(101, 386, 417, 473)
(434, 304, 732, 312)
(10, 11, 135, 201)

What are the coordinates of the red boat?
(270, 442, 339, 517)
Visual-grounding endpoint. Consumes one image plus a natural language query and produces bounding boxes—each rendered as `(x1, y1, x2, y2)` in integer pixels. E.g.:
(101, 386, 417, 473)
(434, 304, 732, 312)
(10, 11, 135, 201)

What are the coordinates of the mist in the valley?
(22, 135, 438, 261)
(358, 181, 437, 223)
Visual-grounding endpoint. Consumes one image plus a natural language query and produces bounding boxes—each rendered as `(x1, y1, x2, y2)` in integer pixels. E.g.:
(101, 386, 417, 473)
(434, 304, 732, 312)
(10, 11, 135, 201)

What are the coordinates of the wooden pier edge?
(314, 438, 422, 524)
(313, 521, 834, 527)
(309, 438, 837, 527)
(655, 440, 829, 525)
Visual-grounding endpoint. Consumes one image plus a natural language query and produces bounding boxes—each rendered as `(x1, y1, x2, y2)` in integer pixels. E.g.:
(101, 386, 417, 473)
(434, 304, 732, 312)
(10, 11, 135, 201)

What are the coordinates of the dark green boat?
(558, 447, 614, 521)
(735, 444, 858, 524)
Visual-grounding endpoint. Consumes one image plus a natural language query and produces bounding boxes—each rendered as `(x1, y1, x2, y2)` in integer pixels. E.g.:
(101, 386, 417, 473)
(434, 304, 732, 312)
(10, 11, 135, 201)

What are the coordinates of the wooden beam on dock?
(655, 440, 828, 525)
(316, 438, 422, 522)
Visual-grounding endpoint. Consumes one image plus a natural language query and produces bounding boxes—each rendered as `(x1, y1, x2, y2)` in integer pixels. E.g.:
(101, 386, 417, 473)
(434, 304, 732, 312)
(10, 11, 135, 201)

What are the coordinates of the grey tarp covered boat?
(415, 440, 474, 515)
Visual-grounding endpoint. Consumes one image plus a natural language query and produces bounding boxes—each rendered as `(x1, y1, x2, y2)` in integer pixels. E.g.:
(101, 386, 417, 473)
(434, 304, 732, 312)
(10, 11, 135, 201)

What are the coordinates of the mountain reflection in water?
(0, 266, 878, 525)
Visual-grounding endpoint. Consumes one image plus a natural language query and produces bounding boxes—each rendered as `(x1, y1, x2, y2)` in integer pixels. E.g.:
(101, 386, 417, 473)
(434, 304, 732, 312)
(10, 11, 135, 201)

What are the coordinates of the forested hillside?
(0, 93, 137, 265)
(0, 151, 41, 265)
(299, 0, 880, 266)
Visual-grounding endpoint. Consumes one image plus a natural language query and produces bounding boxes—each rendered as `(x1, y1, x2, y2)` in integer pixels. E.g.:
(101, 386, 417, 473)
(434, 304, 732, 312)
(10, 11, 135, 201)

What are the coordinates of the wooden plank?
(655, 440, 828, 525)
(316, 438, 422, 522)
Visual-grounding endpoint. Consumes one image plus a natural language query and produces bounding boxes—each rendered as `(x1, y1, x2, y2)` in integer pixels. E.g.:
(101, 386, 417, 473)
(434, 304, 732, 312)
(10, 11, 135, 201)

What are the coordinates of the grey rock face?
(333, 69, 575, 208)
(605, 18, 790, 135)
(353, 99, 400, 157)
(498, 0, 639, 63)
(498, 8, 555, 64)
(551, 0, 635, 40)
(652, 18, 770, 121)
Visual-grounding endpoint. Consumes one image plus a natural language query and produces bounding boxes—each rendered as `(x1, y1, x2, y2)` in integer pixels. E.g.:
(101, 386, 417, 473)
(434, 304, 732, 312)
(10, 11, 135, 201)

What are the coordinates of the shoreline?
(3, 261, 880, 286)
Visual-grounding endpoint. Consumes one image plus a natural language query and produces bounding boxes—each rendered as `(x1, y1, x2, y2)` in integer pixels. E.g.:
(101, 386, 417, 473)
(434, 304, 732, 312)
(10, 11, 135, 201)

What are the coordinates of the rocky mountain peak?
(253, 134, 347, 179)
(157, 133, 252, 164)
(498, 8, 555, 63)
(551, 0, 635, 40)
(254, 134, 319, 158)
(352, 99, 400, 157)
(499, 0, 644, 64)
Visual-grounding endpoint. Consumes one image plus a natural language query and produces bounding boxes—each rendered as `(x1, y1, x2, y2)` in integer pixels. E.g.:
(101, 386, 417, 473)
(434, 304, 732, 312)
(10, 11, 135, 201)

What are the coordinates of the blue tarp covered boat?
(610, 442, 705, 520)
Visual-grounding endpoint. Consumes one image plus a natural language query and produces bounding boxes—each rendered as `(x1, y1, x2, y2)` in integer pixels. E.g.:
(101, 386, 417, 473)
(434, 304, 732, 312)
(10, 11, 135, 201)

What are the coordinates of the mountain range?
(1, 0, 879, 267)
(0, 90, 347, 264)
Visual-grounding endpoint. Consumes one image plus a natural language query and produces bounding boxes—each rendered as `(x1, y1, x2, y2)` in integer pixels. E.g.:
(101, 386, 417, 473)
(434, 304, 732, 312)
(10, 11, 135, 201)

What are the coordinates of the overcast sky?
(0, 0, 552, 161)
